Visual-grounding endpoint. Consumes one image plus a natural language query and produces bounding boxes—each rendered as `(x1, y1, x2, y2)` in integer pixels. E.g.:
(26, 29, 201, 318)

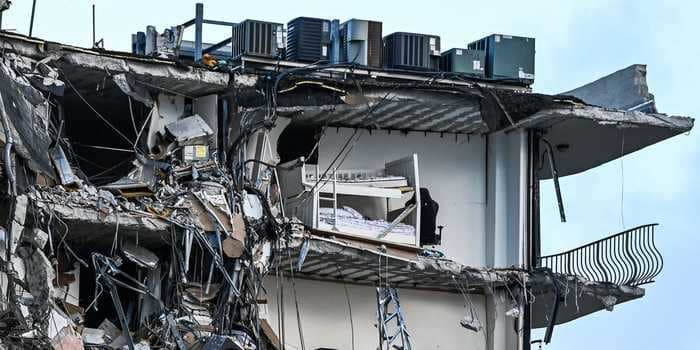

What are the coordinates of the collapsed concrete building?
(0, 5, 694, 350)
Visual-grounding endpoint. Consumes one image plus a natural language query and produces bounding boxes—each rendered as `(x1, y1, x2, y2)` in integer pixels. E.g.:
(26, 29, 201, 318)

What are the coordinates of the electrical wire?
(286, 245, 306, 350)
(128, 95, 138, 136)
(62, 73, 135, 147)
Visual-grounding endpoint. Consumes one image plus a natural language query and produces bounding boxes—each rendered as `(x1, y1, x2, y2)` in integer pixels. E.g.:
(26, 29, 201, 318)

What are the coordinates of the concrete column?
(485, 130, 527, 350)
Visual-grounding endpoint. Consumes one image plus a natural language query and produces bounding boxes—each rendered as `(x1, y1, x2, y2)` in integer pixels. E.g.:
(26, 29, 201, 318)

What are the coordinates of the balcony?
(537, 224, 663, 287)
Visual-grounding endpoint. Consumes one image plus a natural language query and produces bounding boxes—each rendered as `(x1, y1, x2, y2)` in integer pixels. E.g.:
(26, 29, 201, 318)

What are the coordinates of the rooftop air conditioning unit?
(330, 18, 383, 68)
(440, 48, 486, 78)
(231, 19, 285, 59)
(467, 34, 535, 84)
(383, 32, 441, 71)
(286, 17, 331, 63)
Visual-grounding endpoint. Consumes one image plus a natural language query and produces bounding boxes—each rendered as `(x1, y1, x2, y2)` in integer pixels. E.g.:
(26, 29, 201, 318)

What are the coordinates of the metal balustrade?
(537, 224, 663, 287)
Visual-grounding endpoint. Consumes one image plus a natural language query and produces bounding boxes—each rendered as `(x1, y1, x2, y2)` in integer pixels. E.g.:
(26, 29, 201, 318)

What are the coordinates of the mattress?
(318, 206, 416, 245)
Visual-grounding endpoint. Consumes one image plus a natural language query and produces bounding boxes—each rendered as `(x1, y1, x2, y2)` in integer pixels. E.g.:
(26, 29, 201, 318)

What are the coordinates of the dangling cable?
(286, 246, 306, 350)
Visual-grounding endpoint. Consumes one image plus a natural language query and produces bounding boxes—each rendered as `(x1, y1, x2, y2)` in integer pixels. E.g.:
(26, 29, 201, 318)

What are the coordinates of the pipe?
(28, 0, 36, 37)
(0, 95, 15, 198)
(542, 138, 566, 222)
(0, 94, 17, 309)
(92, 4, 95, 47)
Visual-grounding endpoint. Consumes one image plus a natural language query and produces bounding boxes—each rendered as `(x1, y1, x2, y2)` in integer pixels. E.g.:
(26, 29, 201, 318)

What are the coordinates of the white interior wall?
(245, 118, 291, 169)
(264, 278, 488, 350)
(317, 128, 487, 267)
(256, 119, 487, 266)
(256, 120, 527, 350)
(147, 93, 185, 152)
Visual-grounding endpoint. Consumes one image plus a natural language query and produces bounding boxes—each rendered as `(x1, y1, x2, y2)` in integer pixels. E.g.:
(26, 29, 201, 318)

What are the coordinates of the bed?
(278, 154, 421, 246)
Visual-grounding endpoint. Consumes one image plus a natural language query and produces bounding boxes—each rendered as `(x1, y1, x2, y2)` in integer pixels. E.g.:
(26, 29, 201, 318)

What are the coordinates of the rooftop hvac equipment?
(467, 34, 535, 83)
(383, 32, 441, 71)
(132, 32, 146, 55)
(440, 48, 486, 78)
(231, 19, 285, 59)
(131, 26, 183, 58)
(330, 19, 383, 68)
(286, 17, 331, 63)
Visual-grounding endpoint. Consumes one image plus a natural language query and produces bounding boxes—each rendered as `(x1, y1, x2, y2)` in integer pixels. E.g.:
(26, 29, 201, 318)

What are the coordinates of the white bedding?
(318, 206, 416, 245)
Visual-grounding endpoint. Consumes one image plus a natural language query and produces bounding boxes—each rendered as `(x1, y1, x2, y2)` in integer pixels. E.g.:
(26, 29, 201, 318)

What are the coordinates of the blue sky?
(2, 0, 698, 348)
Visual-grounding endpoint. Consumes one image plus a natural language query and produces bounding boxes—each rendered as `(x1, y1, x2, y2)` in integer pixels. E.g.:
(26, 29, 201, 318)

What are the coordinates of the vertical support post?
(92, 4, 96, 47)
(29, 0, 37, 37)
(332, 168, 338, 231)
(529, 131, 541, 267)
(314, 164, 320, 228)
(194, 2, 204, 62)
(520, 129, 537, 350)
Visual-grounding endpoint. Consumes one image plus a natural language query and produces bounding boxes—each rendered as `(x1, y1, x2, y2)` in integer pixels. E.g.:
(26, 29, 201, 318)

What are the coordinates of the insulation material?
(112, 73, 154, 107)
(49, 146, 80, 186)
(122, 241, 159, 269)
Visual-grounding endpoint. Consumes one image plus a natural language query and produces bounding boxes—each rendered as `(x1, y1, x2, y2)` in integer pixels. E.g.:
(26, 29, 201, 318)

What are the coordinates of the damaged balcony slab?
(529, 272, 645, 328)
(29, 187, 172, 248)
(0, 31, 230, 97)
(278, 234, 524, 293)
(504, 104, 694, 178)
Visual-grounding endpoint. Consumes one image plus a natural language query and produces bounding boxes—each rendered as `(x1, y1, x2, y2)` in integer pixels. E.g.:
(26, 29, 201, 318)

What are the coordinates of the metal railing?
(181, 3, 238, 61)
(537, 224, 663, 287)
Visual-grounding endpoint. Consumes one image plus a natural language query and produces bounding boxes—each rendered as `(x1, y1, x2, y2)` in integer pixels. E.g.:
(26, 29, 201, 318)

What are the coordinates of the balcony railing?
(537, 224, 663, 287)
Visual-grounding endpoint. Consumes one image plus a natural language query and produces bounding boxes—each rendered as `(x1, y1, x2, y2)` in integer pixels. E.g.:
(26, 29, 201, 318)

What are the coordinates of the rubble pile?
(0, 42, 290, 350)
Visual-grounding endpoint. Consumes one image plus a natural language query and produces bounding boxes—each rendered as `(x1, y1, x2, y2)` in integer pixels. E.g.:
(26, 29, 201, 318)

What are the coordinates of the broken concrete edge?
(562, 64, 656, 112)
(33, 199, 170, 233)
(505, 105, 694, 132)
(529, 271, 646, 328)
(2, 30, 693, 136)
(0, 31, 230, 93)
(530, 271, 645, 298)
(284, 233, 524, 290)
(281, 233, 648, 327)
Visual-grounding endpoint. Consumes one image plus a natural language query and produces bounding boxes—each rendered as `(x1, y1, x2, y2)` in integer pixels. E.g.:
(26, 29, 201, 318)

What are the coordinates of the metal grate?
(537, 224, 663, 287)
